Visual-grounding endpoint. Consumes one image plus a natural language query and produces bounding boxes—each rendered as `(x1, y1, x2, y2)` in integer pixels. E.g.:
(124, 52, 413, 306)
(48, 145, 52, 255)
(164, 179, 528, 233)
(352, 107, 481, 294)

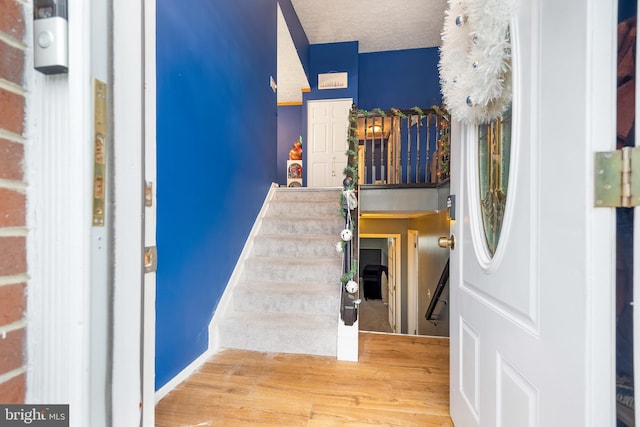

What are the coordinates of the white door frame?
(26, 2, 95, 425)
(407, 230, 419, 335)
(361, 233, 402, 333)
(142, 0, 157, 424)
(306, 98, 352, 187)
(386, 238, 397, 332)
(112, 0, 146, 425)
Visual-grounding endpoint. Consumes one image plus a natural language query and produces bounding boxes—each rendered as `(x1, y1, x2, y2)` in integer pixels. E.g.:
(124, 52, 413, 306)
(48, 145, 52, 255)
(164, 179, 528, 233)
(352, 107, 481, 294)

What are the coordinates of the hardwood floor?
(155, 332, 453, 426)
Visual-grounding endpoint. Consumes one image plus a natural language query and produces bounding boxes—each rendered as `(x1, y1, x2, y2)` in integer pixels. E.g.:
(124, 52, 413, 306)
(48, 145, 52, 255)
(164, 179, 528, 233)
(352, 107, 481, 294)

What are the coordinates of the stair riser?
(244, 260, 341, 284)
(261, 218, 343, 236)
(266, 201, 341, 218)
(219, 321, 337, 356)
(273, 189, 340, 202)
(218, 188, 344, 358)
(252, 236, 342, 258)
(233, 287, 339, 314)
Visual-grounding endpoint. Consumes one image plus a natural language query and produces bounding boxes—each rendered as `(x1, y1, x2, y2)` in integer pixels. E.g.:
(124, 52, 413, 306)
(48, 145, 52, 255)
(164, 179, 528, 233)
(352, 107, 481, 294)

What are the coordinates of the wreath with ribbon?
(439, 0, 515, 124)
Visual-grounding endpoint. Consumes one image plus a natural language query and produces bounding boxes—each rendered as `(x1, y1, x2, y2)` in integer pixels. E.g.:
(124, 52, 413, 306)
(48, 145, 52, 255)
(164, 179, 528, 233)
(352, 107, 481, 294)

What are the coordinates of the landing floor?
(156, 332, 453, 426)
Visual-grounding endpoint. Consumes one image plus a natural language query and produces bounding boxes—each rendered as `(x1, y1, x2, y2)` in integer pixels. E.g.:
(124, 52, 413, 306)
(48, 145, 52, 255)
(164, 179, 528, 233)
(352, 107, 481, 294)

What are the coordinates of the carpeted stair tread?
(273, 188, 341, 202)
(266, 200, 342, 217)
(219, 311, 337, 356)
(217, 187, 344, 357)
(252, 234, 342, 258)
(260, 216, 343, 235)
(244, 256, 341, 284)
(233, 281, 340, 314)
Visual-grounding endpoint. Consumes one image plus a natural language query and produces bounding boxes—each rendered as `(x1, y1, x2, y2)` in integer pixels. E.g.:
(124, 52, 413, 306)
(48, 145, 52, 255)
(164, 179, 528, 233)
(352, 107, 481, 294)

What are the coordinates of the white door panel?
(449, 0, 616, 426)
(307, 99, 352, 187)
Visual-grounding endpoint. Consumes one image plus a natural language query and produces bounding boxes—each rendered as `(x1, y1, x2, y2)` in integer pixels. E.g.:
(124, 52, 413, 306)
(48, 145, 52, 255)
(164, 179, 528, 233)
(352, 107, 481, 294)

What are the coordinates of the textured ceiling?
(277, 0, 448, 104)
(277, 4, 310, 104)
(291, 0, 448, 53)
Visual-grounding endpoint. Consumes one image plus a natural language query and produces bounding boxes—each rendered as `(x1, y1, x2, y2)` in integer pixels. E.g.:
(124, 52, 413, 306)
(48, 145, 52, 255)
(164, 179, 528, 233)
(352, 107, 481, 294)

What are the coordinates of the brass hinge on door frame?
(594, 146, 640, 207)
(144, 246, 157, 273)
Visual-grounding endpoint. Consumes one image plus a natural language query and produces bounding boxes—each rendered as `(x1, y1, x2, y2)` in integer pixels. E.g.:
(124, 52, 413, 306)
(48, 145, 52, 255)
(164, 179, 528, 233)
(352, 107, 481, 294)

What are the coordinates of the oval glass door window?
(478, 106, 512, 256)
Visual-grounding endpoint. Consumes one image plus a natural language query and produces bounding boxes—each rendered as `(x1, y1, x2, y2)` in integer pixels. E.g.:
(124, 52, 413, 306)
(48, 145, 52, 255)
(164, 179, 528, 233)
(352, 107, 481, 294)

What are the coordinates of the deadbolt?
(438, 235, 455, 250)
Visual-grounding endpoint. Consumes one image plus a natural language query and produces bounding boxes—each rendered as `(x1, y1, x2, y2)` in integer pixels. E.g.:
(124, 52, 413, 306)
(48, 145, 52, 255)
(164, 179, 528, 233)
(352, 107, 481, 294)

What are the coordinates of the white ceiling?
(277, 0, 448, 104)
(291, 0, 448, 53)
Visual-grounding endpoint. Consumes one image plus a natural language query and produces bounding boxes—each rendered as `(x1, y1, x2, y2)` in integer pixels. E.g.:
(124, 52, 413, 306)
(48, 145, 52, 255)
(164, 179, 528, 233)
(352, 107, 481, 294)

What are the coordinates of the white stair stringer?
(213, 187, 344, 357)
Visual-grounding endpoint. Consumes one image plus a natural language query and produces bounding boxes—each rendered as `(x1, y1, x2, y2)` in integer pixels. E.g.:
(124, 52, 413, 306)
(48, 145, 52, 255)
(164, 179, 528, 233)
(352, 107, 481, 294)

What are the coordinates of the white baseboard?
(154, 348, 213, 403)
(208, 183, 279, 353)
(155, 184, 280, 404)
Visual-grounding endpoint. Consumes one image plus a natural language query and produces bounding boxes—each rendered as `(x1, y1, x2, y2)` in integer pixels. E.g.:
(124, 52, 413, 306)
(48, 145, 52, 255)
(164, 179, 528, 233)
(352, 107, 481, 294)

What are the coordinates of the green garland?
(340, 259, 358, 283)
(338, 104, 451, 290)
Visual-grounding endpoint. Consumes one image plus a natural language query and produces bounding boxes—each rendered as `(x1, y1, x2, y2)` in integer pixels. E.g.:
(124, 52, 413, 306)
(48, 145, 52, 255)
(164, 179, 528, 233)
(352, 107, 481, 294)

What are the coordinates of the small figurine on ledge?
(288, 136, 303, 160)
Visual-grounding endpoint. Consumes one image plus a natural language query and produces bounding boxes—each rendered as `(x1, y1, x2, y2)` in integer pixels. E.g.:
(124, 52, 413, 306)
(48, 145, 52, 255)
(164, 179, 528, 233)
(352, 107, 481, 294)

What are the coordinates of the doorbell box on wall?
(34, 0, 68, 75)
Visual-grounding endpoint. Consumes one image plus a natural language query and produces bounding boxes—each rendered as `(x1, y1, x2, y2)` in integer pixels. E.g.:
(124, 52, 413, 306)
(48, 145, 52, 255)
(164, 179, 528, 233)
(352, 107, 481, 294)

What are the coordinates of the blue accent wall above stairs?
(156, 0, 278, 390)
(358, 47, 442, 110)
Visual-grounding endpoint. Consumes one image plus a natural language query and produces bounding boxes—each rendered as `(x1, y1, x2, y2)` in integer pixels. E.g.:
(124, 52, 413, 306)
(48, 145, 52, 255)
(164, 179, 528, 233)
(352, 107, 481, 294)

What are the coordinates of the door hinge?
(144, 181, 153, 207)
(144, 246, 157, 273)
(594, 146, 640, 207)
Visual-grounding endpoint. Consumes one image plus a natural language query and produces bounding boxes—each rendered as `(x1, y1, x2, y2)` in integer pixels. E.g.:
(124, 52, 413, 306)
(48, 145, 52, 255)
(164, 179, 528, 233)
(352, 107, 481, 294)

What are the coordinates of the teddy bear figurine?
(288, 138, 303, 160)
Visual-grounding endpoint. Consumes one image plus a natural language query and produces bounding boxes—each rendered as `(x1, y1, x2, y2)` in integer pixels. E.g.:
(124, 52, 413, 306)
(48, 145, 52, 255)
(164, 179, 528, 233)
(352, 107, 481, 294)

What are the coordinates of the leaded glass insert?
(478, 106, 512, 256)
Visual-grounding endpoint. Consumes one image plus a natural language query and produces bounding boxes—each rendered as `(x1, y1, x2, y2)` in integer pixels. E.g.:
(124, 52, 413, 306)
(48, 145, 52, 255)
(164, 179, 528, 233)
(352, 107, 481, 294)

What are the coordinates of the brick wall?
(0, 0, 27, 403)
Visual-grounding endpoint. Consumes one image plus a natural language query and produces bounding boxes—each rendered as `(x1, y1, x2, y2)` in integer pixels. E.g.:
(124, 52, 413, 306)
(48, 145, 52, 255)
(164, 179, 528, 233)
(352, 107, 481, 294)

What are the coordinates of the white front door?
(449, 1, 616, 426)
(307, 99, 352, 187)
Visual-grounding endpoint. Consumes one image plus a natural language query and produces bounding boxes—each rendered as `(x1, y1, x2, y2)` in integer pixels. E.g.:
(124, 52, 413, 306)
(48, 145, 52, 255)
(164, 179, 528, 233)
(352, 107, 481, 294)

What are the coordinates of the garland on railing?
(436, 108, 451, 180)
(340, 259, 358, 283)
(337, 105, 452, 303)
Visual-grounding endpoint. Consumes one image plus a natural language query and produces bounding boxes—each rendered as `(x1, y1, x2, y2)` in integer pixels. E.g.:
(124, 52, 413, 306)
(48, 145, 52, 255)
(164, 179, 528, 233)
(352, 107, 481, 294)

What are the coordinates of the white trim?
(142, 0, 157, 425)
(208, 183, 280, 352)
(585, 0, 617, 426)
(157, 185, 280, 402)
(88, 1, 111, 426)
(407, 230, 419, 335)
(154, 349, 213, 403)
(26, 1, 93, 426)
(360, 233, 402, 333)
(306, 98, 353, 188)
(111, 0, 144, 425)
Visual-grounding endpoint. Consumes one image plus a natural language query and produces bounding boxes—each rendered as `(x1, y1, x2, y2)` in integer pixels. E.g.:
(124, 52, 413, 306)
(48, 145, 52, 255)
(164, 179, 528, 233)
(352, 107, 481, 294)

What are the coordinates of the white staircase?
(217, 187, 343, 356)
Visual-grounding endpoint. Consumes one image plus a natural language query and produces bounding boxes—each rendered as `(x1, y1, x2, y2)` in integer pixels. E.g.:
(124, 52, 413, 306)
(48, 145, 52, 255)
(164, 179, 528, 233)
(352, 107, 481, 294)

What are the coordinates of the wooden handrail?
(425, 258, 449, 324)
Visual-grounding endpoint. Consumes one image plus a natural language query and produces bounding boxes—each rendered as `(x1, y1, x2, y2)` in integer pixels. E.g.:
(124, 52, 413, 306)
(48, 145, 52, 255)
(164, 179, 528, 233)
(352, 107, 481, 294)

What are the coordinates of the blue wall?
(358, 48, 442, 110)
(300, 42, 359, 183)
(306, 42, 359, 101)
(156, 0, 278, 390)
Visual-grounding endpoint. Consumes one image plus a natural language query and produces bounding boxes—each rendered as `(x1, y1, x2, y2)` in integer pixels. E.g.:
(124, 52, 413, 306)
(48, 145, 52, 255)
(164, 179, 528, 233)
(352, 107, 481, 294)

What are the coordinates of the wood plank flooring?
(155, 332, 453, 426)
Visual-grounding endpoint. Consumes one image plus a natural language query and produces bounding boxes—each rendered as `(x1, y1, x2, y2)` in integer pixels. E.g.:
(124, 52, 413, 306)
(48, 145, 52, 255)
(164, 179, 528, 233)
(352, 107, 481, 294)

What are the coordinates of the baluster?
(372, 117, 377, 183)
(394, 117, 400, 184)
(381, 116, 386, 184)
(416, 114, 421, 183)
(406, 116, 411, 184)
(436, 112, 442, 182)
(379, 117, 385, 184)
(426, 113, 432, 183)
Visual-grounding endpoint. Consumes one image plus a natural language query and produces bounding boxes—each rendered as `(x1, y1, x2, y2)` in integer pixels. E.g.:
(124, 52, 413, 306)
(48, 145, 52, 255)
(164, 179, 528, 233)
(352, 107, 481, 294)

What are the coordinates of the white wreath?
(439, 0, 515, 125)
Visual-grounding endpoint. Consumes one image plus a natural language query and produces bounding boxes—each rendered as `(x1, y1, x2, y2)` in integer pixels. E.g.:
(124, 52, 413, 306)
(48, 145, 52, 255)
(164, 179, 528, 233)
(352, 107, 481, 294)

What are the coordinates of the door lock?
(438, 235, 455, 250)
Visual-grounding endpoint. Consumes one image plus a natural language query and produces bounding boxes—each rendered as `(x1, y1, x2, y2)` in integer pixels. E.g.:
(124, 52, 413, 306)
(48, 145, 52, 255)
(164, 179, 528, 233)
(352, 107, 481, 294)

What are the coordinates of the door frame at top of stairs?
(306, 98, 353, 187)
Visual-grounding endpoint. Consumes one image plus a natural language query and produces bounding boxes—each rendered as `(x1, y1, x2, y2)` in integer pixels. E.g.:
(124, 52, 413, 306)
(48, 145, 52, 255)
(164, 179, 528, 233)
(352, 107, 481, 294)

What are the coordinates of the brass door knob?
(438, 235, 455, 250)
